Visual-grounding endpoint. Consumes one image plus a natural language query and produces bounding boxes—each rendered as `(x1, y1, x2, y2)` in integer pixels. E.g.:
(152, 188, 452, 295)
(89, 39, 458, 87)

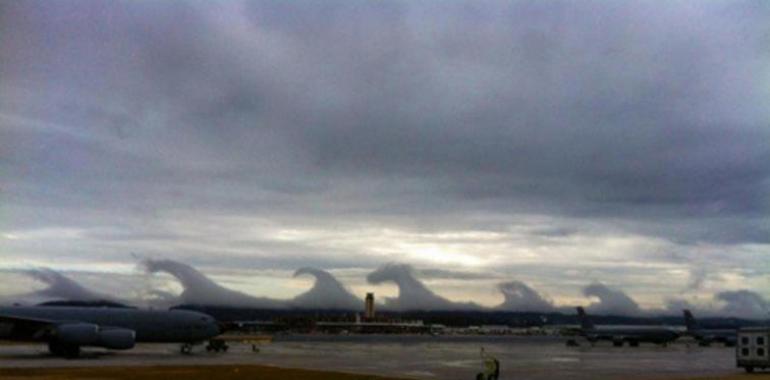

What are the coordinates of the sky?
(1, 1, 769, 316)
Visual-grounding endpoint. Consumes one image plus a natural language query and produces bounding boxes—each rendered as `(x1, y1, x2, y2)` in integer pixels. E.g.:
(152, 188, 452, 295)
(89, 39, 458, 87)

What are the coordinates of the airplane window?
(741, 348, 750, 356)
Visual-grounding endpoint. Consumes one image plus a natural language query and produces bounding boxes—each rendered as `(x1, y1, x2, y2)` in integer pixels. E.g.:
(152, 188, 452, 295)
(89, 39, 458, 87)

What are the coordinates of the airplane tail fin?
(683, 309, 698, 331)
(576, 306, 594, 330)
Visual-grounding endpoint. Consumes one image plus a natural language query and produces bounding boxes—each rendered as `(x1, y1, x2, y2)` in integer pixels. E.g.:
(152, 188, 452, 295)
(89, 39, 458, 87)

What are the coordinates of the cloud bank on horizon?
(1, 1, 769, 311)
(1, 263, 767, 320)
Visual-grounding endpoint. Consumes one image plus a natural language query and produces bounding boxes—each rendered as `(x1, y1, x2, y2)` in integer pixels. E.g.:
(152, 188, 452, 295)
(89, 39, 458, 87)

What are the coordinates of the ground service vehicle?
(736, 327, 770, 373)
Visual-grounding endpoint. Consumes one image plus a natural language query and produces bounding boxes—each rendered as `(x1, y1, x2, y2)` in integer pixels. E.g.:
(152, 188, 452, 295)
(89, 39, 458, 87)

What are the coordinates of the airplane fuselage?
(0, 306, 219, 343)
(582, 325, 680, 344)
(690, 328, 737, 345)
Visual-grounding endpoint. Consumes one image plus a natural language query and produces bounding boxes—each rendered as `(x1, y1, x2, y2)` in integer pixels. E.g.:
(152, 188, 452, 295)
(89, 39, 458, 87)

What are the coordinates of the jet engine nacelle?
(97, 328, 135, 350)
(55, 323, 100, 345)
(55, 324, 136, 349)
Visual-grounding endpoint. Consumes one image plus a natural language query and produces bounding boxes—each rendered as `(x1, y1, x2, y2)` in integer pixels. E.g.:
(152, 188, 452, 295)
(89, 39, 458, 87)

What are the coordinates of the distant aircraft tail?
(683, 309, 698, 332)
(576, 306, 594, 330)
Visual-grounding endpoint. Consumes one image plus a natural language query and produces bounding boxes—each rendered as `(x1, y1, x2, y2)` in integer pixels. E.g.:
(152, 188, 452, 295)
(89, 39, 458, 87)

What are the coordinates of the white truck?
(736, 327, 770, 373)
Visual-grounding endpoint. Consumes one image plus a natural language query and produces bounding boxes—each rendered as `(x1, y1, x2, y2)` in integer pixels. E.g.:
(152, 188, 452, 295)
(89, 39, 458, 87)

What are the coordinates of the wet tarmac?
(0, 336, 743, 380)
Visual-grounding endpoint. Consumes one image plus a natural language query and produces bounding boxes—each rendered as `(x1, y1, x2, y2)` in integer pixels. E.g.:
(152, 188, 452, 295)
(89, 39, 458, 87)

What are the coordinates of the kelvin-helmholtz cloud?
(0, 1, 769, 309)
(0, 268, 114, 306)
(497, 281, 555, 313)
(142, 259, 285, 308)
(0, 262, 766, 319)
(292, 267, 361, 310)
(583, 282, 643, 316)
(143, 259, 361, 310)
(714, 291, 769, 320)
(367, 263, 483, 310)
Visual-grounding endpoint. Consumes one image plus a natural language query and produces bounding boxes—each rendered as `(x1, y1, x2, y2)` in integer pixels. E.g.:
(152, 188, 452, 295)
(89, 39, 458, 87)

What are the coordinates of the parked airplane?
(575, 306, 680, 346)
(0, 306, 220, 357)
(683, 309, 736, 346)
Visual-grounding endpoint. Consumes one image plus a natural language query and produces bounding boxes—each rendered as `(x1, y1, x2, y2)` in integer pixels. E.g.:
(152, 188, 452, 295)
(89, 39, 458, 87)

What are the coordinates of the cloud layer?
(1, 1, 768, 310)
(0, 263, 767, 319)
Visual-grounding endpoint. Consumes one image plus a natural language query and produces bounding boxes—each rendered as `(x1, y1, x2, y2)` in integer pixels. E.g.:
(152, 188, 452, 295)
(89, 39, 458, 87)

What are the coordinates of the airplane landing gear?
(205, 339, 229, 353)
(180, 343, 194, 355)
(49, 341, 80, 358)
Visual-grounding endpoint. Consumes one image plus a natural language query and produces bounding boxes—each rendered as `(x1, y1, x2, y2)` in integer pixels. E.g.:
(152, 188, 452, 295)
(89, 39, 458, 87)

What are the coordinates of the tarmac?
(0, 365, 406, 380)
(0, 337, 764, 380)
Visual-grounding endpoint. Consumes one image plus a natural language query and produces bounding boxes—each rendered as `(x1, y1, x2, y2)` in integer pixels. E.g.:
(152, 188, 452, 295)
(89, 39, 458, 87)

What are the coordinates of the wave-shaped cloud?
(714, 290, 768, 319)
(665, 289, 769, 320)
(367, 263, 481, 311)
(139, 260, 769, 318)
(582, 282, 642, 316)
(0, 261, 764, 319)
(142, 259, 285, 308)
(496, 281, 555, 312)
(0, 268, 112, 306)
(26, 268, 105, 301)
(290, 267, 361, 310)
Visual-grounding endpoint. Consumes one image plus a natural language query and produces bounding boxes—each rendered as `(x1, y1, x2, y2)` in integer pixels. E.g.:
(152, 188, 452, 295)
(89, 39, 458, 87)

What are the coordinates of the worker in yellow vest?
(476, 347, 500, 380)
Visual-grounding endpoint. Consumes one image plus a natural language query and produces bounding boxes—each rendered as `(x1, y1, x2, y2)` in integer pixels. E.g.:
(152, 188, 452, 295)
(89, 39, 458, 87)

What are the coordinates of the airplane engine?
(55, 323, 100, 345)
(97, 328, 136, 350)
(55, 324, 136, 349)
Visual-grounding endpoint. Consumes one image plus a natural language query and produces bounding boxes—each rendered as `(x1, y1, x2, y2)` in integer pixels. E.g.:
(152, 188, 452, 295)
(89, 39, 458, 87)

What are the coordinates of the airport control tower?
(365, 293, 375, 320)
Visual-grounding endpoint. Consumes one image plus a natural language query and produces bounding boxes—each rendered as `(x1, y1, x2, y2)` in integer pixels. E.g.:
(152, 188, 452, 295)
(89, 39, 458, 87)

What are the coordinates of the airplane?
(575, 306, 680, 347)
(683, 309, 736, 346)
(0, 305, 220, 357)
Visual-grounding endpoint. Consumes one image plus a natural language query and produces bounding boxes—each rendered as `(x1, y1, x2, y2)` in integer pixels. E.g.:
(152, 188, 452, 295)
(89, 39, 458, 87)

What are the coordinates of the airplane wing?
(0, 314, 56, 341)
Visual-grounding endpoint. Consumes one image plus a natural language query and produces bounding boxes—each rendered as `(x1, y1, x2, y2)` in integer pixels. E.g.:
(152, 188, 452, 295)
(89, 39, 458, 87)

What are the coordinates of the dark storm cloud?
(1, 1, 769, 308)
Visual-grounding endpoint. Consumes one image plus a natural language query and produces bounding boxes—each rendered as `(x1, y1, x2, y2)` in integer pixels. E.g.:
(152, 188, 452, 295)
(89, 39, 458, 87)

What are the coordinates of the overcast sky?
(1, 1, 768, 312)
